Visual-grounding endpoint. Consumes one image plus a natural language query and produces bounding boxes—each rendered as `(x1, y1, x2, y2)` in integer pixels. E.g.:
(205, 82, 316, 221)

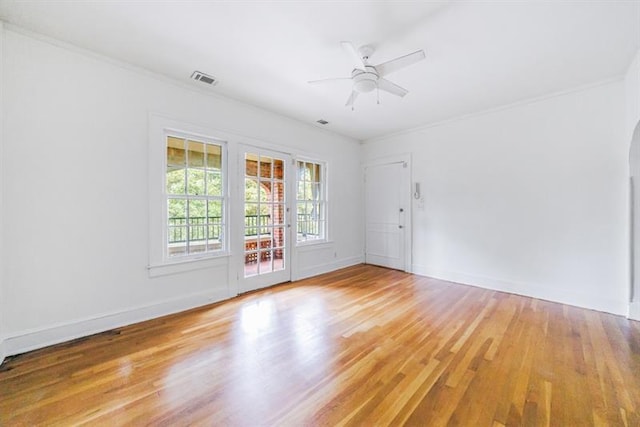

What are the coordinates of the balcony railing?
(244, 214, 270, 237)
(168, 214, 319, 243)
(296, 214, 319, 237)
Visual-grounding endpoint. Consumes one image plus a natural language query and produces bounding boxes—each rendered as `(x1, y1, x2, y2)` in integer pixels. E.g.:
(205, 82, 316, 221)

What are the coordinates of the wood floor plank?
(1, 264, 639, 426)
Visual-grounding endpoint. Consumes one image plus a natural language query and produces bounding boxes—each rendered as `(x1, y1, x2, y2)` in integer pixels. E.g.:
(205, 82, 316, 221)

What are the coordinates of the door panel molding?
(363, 154, 412, 272)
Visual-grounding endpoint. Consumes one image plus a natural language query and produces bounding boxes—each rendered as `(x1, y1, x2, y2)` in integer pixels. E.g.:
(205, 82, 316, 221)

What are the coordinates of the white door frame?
(236, 144, 293, 293)
(363, 154, 412, 273)
(629, 121, 640, 321)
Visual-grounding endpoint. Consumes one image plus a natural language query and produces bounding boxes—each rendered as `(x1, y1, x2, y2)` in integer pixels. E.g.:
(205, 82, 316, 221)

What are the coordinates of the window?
(165, 134, 225, 258)
(296, 160, 326, 243)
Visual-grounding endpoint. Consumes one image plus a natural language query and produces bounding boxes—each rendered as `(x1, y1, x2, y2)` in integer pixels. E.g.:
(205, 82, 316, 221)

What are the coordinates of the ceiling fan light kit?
(352, 67, 378, 93)
(309, 41, 426, 108)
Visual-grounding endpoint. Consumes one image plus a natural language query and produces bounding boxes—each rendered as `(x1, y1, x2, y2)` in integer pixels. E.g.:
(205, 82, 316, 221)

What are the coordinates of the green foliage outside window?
(166, 135, 225, 256)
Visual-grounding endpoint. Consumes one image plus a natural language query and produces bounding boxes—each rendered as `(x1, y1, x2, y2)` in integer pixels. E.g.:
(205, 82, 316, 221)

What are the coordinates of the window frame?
(163, 131, 228, 261)
(294, 158, 328, 246)
(148, 114, 231, 277)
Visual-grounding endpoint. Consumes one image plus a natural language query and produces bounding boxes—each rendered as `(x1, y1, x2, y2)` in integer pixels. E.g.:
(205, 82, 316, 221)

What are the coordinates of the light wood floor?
(1, 264, 639, 426)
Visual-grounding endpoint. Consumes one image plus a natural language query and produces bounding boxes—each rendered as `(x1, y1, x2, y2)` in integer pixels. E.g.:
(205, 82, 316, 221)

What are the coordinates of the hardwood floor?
(1, 264, 639, 426)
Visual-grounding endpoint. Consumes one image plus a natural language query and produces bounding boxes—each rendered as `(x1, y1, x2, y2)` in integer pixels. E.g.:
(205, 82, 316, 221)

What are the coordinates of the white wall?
(363, 81, 628, 315)
(0, 22, 6, 364)
(1, 27, 363, 356)
(626, 51, 640, 142)
(1, 24, 633, 364)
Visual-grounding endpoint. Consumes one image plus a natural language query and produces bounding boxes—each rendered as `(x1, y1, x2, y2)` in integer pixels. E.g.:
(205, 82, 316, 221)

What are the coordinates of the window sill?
(148, 253, 230, 277)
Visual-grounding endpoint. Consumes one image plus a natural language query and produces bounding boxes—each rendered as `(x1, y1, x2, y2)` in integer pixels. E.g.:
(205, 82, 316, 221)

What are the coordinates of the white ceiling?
(1, 1, 639, 141)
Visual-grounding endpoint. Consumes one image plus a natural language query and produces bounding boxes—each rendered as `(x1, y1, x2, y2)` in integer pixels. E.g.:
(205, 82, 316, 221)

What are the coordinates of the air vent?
(191, 71, 217, 86)
(316, 119, 329, 125)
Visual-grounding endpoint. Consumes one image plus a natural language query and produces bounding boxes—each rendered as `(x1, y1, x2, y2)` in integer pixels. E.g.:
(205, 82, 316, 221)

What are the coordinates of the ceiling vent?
(191, 71, 217, 86)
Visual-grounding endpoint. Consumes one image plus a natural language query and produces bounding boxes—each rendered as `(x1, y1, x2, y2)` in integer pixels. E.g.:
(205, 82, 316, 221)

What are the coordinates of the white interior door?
(237, 147, 291, 293)
(365, 161, 408, 271)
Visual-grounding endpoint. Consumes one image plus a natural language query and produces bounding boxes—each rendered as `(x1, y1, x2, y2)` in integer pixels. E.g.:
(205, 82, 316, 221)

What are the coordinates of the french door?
(237, 146, 291, 292)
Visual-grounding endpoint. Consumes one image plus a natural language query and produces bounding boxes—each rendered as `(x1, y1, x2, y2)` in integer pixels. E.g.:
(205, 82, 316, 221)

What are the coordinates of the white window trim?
(148, 115, 230, 276)
(163, 130, 227, 260)
(294, 157, 328, 247)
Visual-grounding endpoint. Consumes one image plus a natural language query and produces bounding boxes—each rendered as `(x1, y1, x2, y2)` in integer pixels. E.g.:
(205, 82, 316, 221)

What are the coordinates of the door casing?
(236, 145, 293, 293)
(363, 154, 412, 272)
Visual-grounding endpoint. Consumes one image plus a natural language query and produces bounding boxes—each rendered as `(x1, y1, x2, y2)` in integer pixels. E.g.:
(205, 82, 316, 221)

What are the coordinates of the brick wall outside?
(245, 159, 285, 261)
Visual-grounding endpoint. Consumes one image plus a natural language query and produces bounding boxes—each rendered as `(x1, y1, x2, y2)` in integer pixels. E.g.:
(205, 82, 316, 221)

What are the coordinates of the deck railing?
(296, 214, 319, 237)
(168, 215, 268, 243)
(168, 214, 319, 243)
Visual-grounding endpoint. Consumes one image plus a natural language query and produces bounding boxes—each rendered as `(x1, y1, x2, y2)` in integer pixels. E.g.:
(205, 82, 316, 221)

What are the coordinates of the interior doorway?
(364, 156, 411, 271)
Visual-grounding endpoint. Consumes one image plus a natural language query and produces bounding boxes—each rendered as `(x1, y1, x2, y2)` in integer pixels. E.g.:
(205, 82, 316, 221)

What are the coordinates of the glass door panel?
(239, 148, 290, 292)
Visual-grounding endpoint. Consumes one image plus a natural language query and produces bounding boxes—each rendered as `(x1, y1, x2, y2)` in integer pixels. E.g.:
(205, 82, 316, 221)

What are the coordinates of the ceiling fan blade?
(345, 90, 359, 107)
(377, 78, 408, 97)
(308, 77, 351, 84)
(374, 50, 426, 77)
(341, 41, 366, 69)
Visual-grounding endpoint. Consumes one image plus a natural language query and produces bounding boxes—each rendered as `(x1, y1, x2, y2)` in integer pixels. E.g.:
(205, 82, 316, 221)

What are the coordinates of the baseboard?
(412, 264, 627, 316)
(0, 337, 6, 365)
(3, 287, 231, 359)
(1, 256, 365, 362)
(296, 255, 364, 281)
(630, 301, 640, 321)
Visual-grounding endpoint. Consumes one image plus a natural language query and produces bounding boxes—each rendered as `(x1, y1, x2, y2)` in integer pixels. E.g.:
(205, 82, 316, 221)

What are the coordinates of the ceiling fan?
(309, 41, 426, 108)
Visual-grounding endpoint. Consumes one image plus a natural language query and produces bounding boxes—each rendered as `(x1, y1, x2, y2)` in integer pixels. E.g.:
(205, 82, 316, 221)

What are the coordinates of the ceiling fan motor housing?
(352, 66, 378, 93)
(358, 45, 375, 62)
